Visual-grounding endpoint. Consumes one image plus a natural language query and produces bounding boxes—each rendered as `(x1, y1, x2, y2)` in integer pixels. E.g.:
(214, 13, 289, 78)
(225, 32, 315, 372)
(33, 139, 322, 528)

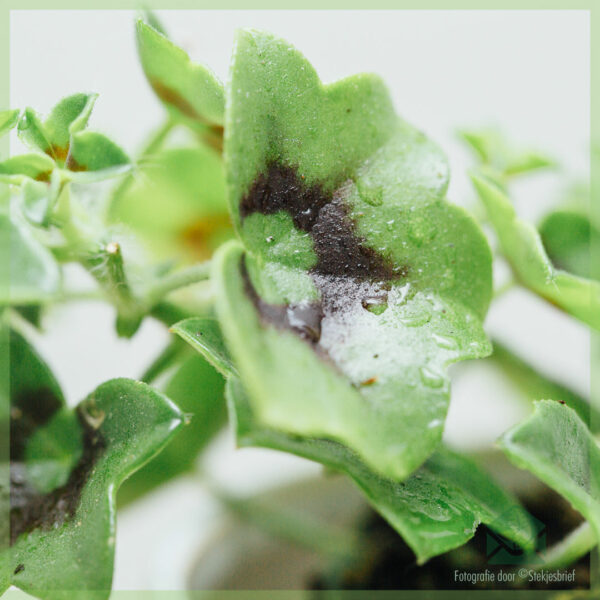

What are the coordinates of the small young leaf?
(4, 352, 184, 600)
(44, 93, 98, 150)
(0, 109, 20, 138)
(0, 210, 61, 304)
(215, 30, 493, 481)
(227, 377, 535, 564)
(17, 109, 54, 158)
(136, 19, 224, 126)
(471, 171, 600, 329)
(459, 128, 555, 178)
(500, 400, 600, 539)
(66, 131, 130, 173)
(0, 153, 55, 183)
(171, 317, 237, 377)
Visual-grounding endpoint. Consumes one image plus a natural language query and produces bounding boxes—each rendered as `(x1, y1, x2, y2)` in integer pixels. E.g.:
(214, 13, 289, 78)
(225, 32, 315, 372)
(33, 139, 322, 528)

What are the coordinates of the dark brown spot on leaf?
(34, 171, 52, 183)
(65, 153, 87, 172)
(10, 406, 106, 545)
(14, 564, 24, 575)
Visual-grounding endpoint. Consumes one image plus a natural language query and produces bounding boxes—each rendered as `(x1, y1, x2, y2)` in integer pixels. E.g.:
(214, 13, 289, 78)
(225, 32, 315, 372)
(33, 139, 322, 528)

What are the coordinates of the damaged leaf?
(211, 30, 493, 481)
(471, 171, 600, 329)
(226, 377, 535, 564)
(2, 328, 183, 600)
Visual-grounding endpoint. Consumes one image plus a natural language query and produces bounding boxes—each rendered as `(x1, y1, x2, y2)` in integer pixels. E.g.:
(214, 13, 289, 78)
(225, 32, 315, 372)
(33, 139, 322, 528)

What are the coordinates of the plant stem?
(109, 117, 176, 215)
(490, 339, 596, 426)
(140, 339, 188, 384)
(145, 261, 212, 307)
(535, 521, 596, 569)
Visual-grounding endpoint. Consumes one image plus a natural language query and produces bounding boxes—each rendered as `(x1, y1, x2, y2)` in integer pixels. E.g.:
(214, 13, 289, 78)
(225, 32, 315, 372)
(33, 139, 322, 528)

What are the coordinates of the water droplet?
(428, 418, 443, 429)
(419, 366, 445, 388)
(265, 236, 274, 244)
(432, 333, 458, 350)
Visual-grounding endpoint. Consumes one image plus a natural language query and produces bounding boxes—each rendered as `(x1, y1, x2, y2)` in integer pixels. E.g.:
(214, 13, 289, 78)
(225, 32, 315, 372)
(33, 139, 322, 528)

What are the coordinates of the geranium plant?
(1, 15, 598, 598)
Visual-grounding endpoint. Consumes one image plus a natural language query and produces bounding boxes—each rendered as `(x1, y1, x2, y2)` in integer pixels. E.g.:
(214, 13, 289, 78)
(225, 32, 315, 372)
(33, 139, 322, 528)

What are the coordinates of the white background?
(10, 10, 591, 590)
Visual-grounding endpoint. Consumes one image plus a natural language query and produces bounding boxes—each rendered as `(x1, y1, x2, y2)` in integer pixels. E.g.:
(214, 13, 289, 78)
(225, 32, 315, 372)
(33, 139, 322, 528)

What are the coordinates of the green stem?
(109, 118, 176, 215)
(535, 521, 596, 569)
(140, 339, 188, 384)
(490, 339, 596, 426)
(146, 261, 212, 307)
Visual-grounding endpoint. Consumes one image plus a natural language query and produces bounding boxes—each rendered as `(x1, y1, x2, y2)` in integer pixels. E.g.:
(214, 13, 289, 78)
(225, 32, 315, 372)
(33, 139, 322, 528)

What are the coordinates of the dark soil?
(309, 485, 590, 591)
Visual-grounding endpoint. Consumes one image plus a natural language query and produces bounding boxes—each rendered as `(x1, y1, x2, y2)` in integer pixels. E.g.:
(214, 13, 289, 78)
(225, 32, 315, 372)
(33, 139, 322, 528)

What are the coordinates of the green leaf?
(4, 328, 184, 600)
(0, 209, 61, 304)
(136, 19, 224, 126)
(0, 109, 20, 138)
(471, 171, 600, 329)
(214, 31, 493, 481)
(500, 400, 600, 540)
(539, 209, 595, 279)
(66, 131, 130, 173)
(118, 353, 226, 505)
(17, 94, 97, 163)
(227, 377, 535, 564)
(171, 317, 237, 377)
(109, 146, 230, 261)
(459, 127, 555, 177)
(44, 93, 97, 150)
(0, 153, 55, 183)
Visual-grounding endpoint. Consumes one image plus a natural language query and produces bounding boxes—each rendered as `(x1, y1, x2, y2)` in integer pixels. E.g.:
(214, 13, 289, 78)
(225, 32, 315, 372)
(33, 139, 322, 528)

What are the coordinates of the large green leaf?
(500, 400, 600, 540)
(136, 19, 224, 127)
(227, 377, 535, 564)
(471, 171, 600, 329)
(211, 30, 493, 482)
(2, 329, 184, 599)
(118, 352, 226, 505)
(0, 209, 61, 304)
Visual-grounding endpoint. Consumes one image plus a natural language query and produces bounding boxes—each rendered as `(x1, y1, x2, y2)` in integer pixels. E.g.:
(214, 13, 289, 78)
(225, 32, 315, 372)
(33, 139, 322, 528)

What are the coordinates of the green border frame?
(0, 2, 597, 599)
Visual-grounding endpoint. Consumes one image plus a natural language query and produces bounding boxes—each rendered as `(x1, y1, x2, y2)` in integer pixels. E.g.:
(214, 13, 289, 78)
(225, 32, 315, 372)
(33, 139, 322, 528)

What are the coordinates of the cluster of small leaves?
(463, 128, 600, 566)
(3, 14, 599, 600)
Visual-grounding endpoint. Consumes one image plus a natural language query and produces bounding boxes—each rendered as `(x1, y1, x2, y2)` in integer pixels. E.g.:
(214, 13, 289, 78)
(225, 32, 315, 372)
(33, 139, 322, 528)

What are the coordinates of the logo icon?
(486, 507, 546, 565)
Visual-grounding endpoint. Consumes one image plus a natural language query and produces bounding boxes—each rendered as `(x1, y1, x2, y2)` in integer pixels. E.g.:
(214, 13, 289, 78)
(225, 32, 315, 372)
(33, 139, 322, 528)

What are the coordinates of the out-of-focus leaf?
(0, 109, 20, 138)
(136, 19, 224, 126)
(171, 317, 237, 377)
(118, 353, 226, 505)
(109, 146, 231, 261)
(226, 377, 535, 564)
(539, 210, 595, 279)
(66, 131, 130, 173)
(500, 400, 600, 539)
(471, 171, 600, 329)
(0, 153, 55, 183)
(459, 128, 555, 178)
(3, 330, 184, 600)
(0, 210, 61, 304)
(214, 30, 493, 482)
